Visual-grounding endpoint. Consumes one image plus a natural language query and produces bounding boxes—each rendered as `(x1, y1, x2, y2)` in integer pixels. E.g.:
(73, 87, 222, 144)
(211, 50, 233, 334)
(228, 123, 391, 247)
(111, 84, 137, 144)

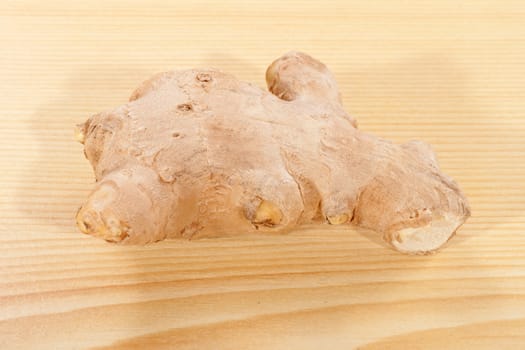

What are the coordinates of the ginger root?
(75, 52, 470, 254)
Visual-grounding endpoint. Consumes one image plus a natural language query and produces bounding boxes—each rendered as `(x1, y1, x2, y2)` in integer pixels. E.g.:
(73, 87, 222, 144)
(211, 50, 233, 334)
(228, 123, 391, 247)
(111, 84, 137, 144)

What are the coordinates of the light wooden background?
(2, 1, 525, 349)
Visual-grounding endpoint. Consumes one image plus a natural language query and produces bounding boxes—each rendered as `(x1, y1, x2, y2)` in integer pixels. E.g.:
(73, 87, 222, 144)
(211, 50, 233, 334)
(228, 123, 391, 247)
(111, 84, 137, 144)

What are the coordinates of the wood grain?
(1, 1, 524, 349)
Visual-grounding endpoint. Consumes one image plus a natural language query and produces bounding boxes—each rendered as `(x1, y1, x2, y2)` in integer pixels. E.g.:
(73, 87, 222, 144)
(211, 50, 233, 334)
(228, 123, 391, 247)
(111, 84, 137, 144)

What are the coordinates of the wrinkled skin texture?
(76, 52, 470, 254)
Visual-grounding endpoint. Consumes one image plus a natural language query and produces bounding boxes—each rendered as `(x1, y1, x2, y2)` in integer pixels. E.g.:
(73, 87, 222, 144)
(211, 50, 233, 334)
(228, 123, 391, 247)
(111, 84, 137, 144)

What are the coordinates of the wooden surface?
(2, 1, 525, 349)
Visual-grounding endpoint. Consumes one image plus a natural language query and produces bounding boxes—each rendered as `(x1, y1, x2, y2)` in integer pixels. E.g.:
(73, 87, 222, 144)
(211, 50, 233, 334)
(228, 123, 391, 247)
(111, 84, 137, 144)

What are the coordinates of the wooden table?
(2, 1, 525, 348)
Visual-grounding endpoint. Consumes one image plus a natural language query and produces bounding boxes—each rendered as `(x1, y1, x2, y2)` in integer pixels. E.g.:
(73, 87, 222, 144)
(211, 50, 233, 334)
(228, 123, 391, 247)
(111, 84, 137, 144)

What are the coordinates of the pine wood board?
(1, 1, 525, 349)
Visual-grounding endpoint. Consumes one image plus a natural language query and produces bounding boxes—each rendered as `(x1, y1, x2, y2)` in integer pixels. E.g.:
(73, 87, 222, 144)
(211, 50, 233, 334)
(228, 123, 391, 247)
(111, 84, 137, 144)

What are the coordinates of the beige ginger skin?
(75, 52, 470, 254)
